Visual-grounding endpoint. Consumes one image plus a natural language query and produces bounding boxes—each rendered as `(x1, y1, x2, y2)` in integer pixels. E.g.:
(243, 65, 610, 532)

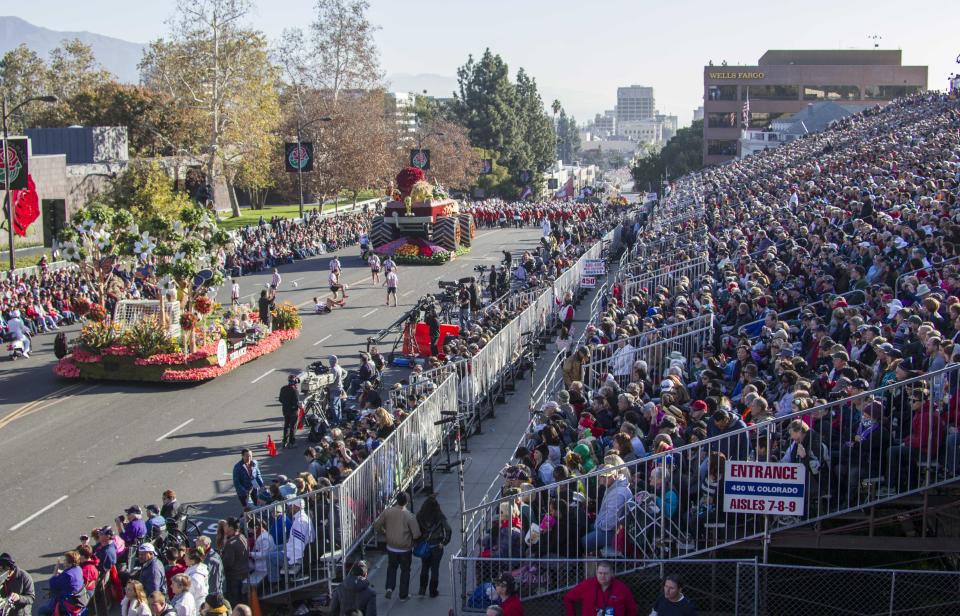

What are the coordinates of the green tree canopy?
(630, 119, 704, 192)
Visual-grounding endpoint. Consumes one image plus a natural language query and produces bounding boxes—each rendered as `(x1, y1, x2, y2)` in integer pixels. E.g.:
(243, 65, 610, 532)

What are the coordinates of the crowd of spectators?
(472, 92, 960, 572)
(465, 200, 603, 229)
(226, 208, 375, 276)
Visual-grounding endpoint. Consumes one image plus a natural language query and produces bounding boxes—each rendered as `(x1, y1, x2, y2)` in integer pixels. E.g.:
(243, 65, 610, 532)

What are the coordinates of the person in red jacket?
(889, 386, 945, 491)
(563, 561, 637, 616)
(494, 573, 523, 616)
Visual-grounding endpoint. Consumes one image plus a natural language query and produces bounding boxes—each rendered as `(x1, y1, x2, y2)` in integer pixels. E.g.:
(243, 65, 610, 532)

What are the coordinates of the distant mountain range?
(385, 72, 459, 98)
(0, 16, 145, 82)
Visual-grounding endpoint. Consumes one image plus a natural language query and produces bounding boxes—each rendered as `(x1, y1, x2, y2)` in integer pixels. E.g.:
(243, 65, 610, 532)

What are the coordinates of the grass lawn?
(0, 252, 52, 272)
(217, 191, 383, 232)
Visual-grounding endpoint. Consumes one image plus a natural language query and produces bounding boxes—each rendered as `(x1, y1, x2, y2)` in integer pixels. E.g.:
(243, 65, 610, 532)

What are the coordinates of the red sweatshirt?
(564, 577, 637, 616)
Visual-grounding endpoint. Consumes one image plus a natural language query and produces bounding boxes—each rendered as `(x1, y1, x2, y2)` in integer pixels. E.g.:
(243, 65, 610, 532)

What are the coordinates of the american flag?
(741, 92, 750, 129)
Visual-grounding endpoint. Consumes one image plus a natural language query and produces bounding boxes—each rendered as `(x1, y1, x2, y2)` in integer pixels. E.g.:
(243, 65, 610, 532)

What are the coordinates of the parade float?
(369, 166, 475, 264)
(53, 197, 301, 383)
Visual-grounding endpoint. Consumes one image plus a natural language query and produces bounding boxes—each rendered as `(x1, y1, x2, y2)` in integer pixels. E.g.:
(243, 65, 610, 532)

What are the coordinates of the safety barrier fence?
(895, 254, 960, 302)
(622, 254, 711, 301)
(469, 314, 717, 535)
(449, 557, 960, 615)
(582, 313, 715, 390)
(455, 363, 960, 603)
(733, 287, 870, 339)
(413, 228, 618, 434)
(243, 373, 457, 599)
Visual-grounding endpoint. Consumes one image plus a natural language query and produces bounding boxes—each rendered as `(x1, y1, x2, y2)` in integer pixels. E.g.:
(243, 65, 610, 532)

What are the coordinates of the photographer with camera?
(0, 553, 35, 616)
(425, 307, 441, 356)
(457, 283, 472, 330)
(280, 375, 301, 448)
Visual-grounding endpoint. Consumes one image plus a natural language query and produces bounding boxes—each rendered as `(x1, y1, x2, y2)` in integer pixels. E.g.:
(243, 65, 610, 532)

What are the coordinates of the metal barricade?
(243, 373, 457, 599)
(457, 363, 960, 593)
(894, 255, 960, 302)
(623, 255, 710, 300)
(581, 314, 715, 390)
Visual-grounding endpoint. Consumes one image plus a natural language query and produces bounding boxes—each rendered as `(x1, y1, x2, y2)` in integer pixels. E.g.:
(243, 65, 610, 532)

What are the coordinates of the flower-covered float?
(52, 184, 301, 383)
(369, 166, 475, 264)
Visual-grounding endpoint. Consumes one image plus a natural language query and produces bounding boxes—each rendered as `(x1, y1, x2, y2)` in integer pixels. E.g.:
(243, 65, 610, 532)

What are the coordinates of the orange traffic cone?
(297, 406, 305, 430)
(266, 434, 277, 457)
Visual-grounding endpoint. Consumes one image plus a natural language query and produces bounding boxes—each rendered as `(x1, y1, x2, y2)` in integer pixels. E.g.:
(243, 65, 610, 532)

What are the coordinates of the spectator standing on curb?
(0, 553, 35, 616)
(232, 449, 264, 509)
(650, 576, 697, 615)
(563, 562, 637, 616)
(374, 492, 421, 600)
(415, 495, 452, 598)
(330, 561, 377, 616)
(219, 518, 249, 607)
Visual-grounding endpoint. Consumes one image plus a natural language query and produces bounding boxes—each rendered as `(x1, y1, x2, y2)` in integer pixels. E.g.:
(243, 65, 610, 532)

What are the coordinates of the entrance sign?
(583, 259, 606, 276)
(723, 460, 805, 516)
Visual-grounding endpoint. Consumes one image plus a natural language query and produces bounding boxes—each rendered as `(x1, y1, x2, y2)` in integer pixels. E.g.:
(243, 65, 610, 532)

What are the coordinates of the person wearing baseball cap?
(138, 543, 166, 596)
(0, 553, 35, 616)
(279, 373, 301, 448)
(116, 506, 147, 546)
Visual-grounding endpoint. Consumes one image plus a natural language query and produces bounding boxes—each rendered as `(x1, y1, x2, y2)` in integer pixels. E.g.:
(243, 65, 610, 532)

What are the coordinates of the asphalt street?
(0, 226, 543, 579)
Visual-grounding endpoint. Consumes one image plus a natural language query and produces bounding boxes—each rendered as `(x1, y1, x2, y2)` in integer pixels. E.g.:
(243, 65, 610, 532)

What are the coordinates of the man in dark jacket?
(258, 290, 275, 330)
(232, 449, 265, 509)
(220, 518, 249, 607)
(330, 561, 377, 616)
(0, 553, 35, 616)
(279, 375, 301, 447)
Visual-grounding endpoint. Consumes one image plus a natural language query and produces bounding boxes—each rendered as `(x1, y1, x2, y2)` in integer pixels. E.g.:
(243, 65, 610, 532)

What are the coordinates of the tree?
(141, 0, 281, 217)
(630, 119, 704, 192)
(394, 118, 479, 191)
(0, 45, 48, 132)
(454, 50, 555, 197)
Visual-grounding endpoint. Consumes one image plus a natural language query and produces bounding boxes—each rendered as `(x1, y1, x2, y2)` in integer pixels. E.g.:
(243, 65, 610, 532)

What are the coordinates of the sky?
(8, 0, 959, 126)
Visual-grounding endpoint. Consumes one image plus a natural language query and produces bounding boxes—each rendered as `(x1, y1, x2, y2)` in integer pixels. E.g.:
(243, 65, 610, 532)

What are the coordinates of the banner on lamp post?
(285, 142, 314, 172)
(480, 159, 493, 175)
(1, 137, 29, 190)
(410, 149, 430, 170)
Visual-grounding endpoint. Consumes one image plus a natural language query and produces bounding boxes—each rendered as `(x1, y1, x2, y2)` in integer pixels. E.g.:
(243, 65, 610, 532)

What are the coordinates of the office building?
(616, 85, 656, 123)
(702, 49, 927, 165)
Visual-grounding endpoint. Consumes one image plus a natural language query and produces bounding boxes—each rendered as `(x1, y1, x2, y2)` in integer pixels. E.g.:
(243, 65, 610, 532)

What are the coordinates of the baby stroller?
(623, 492, 689, 560)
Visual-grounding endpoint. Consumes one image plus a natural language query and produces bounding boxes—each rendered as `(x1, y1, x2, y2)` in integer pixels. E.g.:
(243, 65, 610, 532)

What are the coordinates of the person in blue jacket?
(232, 448, 265, 509)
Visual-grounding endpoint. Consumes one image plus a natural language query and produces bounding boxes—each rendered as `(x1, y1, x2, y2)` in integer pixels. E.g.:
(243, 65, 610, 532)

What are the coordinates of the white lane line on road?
(155, 418, 195, 442)
(251, 369, 276, 384)
(349, 277, 367, 286)
(361, 308, 379, 318)
(434, 275, 444, 281)
(313, 334, 332, 346)
(9, 495, 69, 531)
(401, 290, 413, 297)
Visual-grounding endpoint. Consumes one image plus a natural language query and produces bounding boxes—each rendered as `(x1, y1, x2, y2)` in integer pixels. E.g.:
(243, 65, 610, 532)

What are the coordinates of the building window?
(748, 111, 784, 129)
(707, 139, 738, 156)
(742, 85, 799, 100)
(707, 112, 738, 128)
(707, 85, 737, 101)
(863, 85, 922, 100)
(803, 85, 860, 101)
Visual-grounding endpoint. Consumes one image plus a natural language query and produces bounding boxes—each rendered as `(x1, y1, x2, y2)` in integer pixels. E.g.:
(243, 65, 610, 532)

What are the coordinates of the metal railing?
(582, 313, 715, 390)
(894, 255, 960, 303)
(449, 557, 960, 615)
(243, 373, 457, 599)
(622, 254, 710, 301)
(456, 363, 960, 601)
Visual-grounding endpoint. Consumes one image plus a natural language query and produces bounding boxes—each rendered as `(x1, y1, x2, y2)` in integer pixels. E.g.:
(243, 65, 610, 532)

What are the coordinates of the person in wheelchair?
(144, 505, 168, 543)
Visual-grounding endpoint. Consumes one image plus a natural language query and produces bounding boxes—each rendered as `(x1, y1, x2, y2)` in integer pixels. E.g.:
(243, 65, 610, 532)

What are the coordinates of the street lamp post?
(295, 115, 332, 220)
(3, 94, 58, 271)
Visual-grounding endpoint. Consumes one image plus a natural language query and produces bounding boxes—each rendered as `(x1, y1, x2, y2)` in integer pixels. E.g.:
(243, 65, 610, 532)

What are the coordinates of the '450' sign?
(1, 138, 29, 190)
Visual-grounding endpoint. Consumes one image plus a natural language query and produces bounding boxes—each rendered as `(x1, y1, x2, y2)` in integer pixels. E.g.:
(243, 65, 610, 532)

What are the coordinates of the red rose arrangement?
(87, 303, 107, 322)
(395, 167, 425, 198)
(194, 295, 213, 315)
(180, 312, 198, 331)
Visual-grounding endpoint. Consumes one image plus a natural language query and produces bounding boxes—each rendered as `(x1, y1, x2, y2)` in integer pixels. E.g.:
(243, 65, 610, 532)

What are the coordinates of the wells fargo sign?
(709, 71, 765, 80)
